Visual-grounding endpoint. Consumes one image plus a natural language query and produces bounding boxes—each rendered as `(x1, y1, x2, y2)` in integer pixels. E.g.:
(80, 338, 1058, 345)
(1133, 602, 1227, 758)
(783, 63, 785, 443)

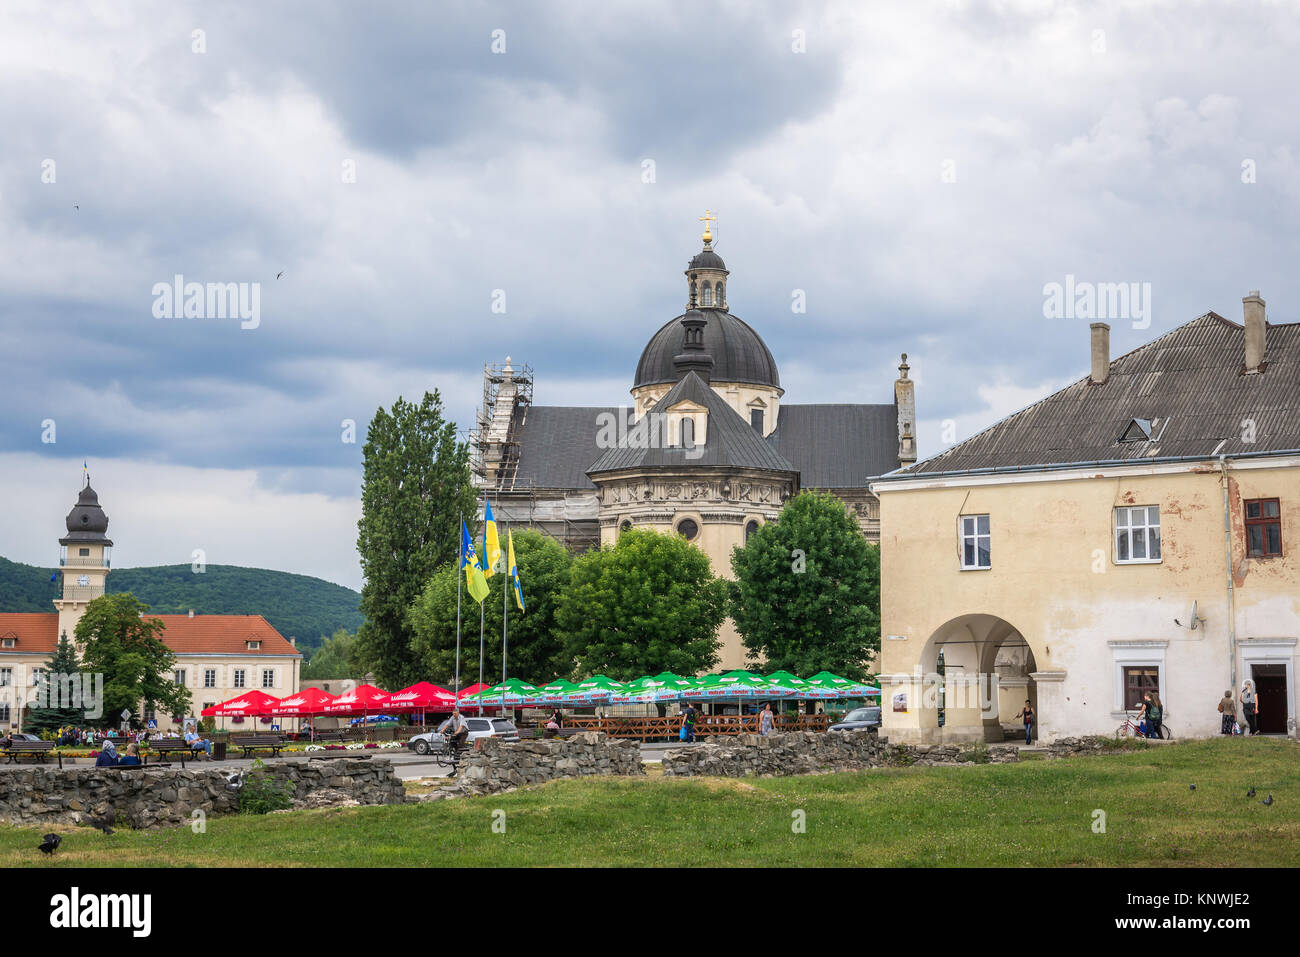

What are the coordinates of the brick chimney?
(895, 354, 917, 465)
(1089, 323, 1110, 384)
(1243, 290, 1266, 373)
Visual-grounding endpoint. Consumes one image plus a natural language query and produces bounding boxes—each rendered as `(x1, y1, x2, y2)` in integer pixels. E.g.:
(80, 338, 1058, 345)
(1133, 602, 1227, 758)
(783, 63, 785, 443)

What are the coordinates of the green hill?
(0, 556, 361, 652)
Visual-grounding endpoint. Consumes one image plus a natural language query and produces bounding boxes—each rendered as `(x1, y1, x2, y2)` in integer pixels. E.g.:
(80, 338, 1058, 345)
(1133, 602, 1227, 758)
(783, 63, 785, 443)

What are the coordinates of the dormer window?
(750, 408, 764, 432)
(1119, 418, 1153, 442)
(1, 637, 14, 649)
(246, 640, 261, 651)
(681, 417, 695, 448)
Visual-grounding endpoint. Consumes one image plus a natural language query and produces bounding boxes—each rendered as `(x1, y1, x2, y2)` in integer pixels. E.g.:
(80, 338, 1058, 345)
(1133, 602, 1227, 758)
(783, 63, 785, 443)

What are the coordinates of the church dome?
(60, 483, 112, 544)
(689, 248, 726, 271)
(634, 309, 781, 390)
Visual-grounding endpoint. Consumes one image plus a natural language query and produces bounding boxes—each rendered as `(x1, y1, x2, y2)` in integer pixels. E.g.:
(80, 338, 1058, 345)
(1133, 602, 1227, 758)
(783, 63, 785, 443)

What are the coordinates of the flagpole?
(454, 512, 463, 700)
(502, 522, 509, 719)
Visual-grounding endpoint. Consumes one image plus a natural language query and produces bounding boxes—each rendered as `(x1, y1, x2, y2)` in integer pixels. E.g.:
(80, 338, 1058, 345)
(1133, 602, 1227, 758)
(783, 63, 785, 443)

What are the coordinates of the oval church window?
(676, 518, 699, 541)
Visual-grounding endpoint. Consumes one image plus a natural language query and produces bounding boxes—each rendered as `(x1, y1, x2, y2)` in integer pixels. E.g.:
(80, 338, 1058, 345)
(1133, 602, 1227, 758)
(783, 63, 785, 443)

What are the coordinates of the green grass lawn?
(4, 738, 1298, 867)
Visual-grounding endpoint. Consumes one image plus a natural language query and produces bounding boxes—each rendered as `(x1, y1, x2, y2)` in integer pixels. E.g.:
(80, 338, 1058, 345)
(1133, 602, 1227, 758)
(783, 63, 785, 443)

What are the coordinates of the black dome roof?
(60, 483, 112, 545)
(688, 248, 727, 271)
(634, 309, 780, 390)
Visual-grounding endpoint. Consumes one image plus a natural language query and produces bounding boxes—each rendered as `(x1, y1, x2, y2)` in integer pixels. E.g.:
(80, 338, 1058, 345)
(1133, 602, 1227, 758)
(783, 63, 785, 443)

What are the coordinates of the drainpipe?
(1219, 455, 1237, 692)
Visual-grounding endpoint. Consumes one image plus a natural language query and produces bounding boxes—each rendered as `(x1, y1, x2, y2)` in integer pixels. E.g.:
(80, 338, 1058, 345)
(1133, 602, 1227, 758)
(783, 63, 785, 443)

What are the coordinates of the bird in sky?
(38, 833, 61, 855)
(73, 204, 79, 210)
(276, 270, 285, 279)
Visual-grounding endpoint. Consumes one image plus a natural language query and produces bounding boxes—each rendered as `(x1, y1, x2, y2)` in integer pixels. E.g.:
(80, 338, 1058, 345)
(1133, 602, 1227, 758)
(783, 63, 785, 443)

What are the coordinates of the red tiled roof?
(0, 613, 299, 657)
(0, 614, 59, 653)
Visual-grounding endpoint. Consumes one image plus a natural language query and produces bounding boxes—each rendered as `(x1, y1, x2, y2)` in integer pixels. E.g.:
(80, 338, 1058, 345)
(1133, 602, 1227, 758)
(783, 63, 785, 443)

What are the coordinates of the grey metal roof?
(768, 404, 901, 488)
(511, 406, 620, 490)
(59, 484, 113, 546)
(689, 249, 727, 271)
(895, 313, 1300, 476)
(634, 309, 780, 390)
(587, 372, 797, 476)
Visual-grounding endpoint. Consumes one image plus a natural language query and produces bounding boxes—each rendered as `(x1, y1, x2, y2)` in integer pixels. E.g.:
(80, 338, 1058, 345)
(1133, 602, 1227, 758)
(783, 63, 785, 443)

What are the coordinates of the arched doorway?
(917, 614, 1042, 744)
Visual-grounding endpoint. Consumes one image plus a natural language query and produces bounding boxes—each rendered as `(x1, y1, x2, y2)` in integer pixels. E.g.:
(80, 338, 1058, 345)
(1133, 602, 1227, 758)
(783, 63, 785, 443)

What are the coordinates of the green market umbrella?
(766, 670, 836, 700)
(535, 679, 581, 706)
(807, 671, 879, 699)
(461, 677, 542, 708)
(560, 674, 625, 706)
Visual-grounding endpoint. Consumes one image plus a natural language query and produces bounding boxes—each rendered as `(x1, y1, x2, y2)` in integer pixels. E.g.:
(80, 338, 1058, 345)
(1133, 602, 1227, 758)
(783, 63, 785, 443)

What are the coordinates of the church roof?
(587, 371, 797, 476)
(890, 312, 1300, 477)
(60, 483, 112, 546)
(510, 406, 620, 490)
(0, 613, 300, 657)
(768, 404, 901, 488)
(634, 309, 780, 390)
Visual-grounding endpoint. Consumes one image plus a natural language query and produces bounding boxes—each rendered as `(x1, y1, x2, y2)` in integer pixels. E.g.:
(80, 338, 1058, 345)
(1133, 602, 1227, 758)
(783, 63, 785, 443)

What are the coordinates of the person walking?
(1217, 690, 1236, 734)
(1241, 679, 1259, 735)
(1145, 691, 1165, 740)
(681, 703, 698, 743)
(759, 703, 776, 736)
(1018, 699, 1035, 744)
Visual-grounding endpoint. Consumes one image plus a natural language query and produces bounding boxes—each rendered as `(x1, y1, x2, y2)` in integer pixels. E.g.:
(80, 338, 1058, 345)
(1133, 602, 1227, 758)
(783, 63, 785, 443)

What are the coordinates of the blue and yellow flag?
(508, 530, 525, 613)
(481, 499, 501, 578)
(461, 519, 489, 604)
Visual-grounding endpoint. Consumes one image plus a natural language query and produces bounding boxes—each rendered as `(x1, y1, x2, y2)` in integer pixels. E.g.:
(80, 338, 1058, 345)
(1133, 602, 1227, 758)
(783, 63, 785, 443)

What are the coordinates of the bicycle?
(1116, 712, 1174, 740)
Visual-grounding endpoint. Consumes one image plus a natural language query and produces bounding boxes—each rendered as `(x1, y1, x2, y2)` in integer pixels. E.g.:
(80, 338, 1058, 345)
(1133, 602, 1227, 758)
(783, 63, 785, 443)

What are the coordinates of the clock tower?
(54, 478, 113, 645)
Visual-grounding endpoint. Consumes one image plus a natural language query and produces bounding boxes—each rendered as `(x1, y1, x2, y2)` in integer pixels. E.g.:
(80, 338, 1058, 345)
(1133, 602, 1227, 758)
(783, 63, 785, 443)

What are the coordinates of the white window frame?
(959, 514, 991, 570)
(262, 669, 275, 689)
(203, 668, 216, 688)
(174, 669, 187, 686)
(233, 669, 246, 689)
(1108, 640, 1168, 719)
(0, 667, 11, 687)
(1114, 505, 1162, 564)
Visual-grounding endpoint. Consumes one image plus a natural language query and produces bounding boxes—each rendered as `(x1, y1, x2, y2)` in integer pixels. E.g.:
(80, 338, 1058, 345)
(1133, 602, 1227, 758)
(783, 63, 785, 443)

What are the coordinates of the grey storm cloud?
(3, 0, 1300, 585)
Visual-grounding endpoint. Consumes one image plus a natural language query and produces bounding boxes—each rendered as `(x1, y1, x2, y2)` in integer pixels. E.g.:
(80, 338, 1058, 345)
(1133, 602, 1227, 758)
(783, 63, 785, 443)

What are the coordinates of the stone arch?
(910, 613, 1046, 744)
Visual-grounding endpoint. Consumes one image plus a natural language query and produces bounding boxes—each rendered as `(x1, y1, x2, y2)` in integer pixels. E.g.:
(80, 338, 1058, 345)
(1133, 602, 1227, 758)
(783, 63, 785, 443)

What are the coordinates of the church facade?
(473, 218, 916, 669)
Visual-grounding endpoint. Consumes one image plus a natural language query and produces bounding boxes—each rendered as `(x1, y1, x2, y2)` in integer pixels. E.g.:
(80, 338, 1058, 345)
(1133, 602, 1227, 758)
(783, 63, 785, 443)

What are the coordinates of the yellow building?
(0, 481, 301, 731)
(871, 295, 1299, 743)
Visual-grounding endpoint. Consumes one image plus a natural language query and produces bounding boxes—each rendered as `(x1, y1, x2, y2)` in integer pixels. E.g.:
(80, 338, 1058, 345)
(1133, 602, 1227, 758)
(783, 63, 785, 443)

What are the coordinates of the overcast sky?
(3, 0, 1299, 591)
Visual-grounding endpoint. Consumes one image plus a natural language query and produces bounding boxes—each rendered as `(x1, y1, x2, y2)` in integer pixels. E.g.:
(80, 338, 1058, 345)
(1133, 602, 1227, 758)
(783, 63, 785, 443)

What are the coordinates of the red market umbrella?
(383, 682, 458, 712)
(201, 690, 281, 718)
(321, 684, 390, 715)
(268, 687, 338, 717)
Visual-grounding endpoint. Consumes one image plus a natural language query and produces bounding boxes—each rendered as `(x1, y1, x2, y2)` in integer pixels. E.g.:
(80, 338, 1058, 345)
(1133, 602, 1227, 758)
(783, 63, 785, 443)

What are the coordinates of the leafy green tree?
(730, 490, 880, 679)
(355, 391, 477, 688)
(300, 629, 361, 680)
(408, 529, 574, 688)
(555, 528, 725, 681)
(76, 593, 190, 728)
(24, 634, 85, 733)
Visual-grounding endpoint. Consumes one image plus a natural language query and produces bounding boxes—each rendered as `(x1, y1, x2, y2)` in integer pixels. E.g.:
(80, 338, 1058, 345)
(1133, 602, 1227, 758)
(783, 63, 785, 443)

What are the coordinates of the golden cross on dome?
(699, 209, 717, 244)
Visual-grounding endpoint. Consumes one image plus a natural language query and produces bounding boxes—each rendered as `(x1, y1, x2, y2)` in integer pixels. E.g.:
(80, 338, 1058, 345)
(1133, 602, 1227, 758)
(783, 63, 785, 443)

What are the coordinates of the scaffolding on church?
(468, 359, 533, 490)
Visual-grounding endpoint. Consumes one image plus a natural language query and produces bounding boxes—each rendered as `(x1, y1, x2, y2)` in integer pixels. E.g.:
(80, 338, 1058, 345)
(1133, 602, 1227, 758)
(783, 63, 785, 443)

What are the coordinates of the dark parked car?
(828, 707, 881, 732)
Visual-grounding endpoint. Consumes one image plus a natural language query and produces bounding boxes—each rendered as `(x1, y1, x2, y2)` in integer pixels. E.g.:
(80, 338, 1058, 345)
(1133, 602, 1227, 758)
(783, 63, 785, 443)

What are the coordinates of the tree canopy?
(300, 629, 361, 681)
(355, 390, 477, 688)
(408, 529, 573, 688)
(555, 528, 726, 681)
(76, 593, 191, 728)
(730, 490, 880, 680)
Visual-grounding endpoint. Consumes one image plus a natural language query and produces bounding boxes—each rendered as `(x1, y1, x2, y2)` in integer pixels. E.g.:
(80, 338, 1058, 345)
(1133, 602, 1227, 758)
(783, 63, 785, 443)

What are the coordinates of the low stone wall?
(0, 758, 406, 829)
(452, 731, 643, 795)
(660, 730, 1021, 777)
(1044, 735, 1130, 758)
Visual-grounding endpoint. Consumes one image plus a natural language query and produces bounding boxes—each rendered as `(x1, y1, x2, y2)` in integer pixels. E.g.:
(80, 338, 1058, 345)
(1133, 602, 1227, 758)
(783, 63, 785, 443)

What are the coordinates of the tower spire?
(699, 209, 717, 245)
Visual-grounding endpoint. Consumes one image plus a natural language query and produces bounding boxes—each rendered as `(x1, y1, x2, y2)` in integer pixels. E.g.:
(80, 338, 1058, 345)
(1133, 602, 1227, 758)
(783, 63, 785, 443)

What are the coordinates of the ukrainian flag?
(481, 499, 501, 578)
(508, 530, 525, 613)
(461, 519, 489, 604)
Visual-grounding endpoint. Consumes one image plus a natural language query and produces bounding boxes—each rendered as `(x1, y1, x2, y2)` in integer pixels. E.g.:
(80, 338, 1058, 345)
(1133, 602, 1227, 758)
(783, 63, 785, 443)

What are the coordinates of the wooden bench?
(148, 738, 207, 767)
(230, 734, 287, 759)
(4, 740, 62, 768)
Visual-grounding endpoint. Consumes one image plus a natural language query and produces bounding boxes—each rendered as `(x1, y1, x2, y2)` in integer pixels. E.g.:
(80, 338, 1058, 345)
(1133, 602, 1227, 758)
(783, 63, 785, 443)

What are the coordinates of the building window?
(680, 417, 695, 448)
(0, 704, 9, 723)
(750, 408, 763, 432)
(701, 285, 713, 307)
(1115, 506, 1161, 563)
(0, 668, 10, 687)
(619, 519, 632, 535)
(1123, 666, 1160, 710)
(143, 706, 156, 724)
(173, 669, 187, 686)
(745, 519, 760, 542)
(246, 640, 261, 651)
(959, 515, 991, 569)
(715, 282, 723, 304)
(676, 518, 699, 541)
(1245, 499, 1282, 557)
(233, 669, 246, 689)
(204, 669, 216, 688)
(262, 669, 275, 689)
(1, 638, 13, 649)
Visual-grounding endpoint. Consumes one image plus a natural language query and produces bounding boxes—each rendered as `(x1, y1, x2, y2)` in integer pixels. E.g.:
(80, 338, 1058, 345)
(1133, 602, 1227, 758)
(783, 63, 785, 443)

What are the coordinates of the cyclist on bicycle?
(439, 709, 469, 750)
